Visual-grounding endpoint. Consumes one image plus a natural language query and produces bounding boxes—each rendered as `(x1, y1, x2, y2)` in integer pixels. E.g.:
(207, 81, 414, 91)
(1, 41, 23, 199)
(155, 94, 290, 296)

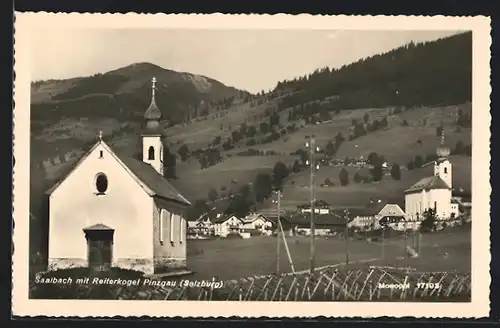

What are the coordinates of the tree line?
(186, 160, 292, 220)
(274, 32, 472, 113)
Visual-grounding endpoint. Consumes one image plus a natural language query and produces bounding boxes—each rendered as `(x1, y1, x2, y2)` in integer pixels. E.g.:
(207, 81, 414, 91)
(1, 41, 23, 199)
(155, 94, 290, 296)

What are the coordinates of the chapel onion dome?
(436, 144, 451, 158)
(144, 95, 162, 121)
(144, 77, 163, 133)
(436, 129, 450, 158)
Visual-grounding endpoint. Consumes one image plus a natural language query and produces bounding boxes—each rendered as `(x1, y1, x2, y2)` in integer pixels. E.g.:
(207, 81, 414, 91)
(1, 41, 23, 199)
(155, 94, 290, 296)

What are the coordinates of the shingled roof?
(116, 153, 190, 205)
(83, 223, 114, 231)
(357, 200, 388, 216)
(288, 212, 354, 226)
(45, 140, 191, 206)
(405, 176, 451, 194)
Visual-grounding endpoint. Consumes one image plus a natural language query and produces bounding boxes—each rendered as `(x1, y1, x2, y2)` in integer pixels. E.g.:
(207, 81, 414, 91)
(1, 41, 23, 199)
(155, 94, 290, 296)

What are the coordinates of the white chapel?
(404, 131, 460, 221)
(45, 77, 192, 274)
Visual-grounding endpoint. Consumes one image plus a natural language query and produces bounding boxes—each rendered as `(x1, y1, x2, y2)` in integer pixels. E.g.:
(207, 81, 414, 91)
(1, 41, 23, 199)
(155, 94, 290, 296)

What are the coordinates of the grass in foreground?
(185, 226, 471, 280)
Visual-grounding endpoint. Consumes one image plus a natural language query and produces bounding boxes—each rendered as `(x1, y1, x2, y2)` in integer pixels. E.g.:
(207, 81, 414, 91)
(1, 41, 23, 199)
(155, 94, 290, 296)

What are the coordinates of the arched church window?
(95, 173, 108, 194)
(148, 146, 155, 160)
(444, 167, 448, 174)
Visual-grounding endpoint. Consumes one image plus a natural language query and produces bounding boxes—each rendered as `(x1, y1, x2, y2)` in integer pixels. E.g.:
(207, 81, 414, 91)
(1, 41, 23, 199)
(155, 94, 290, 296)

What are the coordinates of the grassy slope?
(270, 155, 471, 211)
(33, 101, 472, 205)
(171, 103, 471, 203)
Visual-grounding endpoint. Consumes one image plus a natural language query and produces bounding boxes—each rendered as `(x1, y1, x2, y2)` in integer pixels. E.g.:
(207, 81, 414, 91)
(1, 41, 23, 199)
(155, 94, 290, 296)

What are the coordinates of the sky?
(31, 29, 461, 93)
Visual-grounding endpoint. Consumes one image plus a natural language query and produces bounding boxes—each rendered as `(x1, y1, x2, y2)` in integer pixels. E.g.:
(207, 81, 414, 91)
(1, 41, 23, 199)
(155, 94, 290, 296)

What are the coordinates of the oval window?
(95, 173, 108, 193)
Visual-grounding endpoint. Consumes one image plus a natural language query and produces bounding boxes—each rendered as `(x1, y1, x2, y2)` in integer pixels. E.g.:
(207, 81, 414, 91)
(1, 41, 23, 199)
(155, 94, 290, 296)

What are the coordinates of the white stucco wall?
(434, 160, 452, 189)
(301, 208, 329, 214)
(142, 136, 164, 175)
(348, 216, 376, 229)
(405, 189, 452, 221)
(242, 217, 272, 230)
(405, 192, 425, 221)
(153, 206, 187, 272)
(379, 204, 405, 217)
(214, 216, 241, 237)
(48, 142, 154, 269)
(428, 189, 452, 219)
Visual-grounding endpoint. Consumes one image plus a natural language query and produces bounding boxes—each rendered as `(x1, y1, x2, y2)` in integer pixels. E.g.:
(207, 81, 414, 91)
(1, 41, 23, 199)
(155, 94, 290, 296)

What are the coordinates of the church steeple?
(142, 77, 164, 175)
(436, 129, 451, 158)
(144, 77, 163, 134)
(434, 128, 452, 188)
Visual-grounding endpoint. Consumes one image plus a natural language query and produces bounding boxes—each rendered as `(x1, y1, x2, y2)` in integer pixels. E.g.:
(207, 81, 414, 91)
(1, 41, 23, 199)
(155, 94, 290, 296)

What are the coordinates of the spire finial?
(98, 130, 103, 140)
(441, 128, 445, 145)
(151, 77, 157, 98)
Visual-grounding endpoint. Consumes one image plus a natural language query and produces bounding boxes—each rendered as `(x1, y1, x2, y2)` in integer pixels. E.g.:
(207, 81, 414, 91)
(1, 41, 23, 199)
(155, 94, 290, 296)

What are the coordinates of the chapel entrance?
(83, 224, 114, 271)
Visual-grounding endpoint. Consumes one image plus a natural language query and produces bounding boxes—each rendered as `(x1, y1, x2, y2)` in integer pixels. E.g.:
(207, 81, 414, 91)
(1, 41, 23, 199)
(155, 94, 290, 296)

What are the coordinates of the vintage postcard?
(13, 13, 491, 318)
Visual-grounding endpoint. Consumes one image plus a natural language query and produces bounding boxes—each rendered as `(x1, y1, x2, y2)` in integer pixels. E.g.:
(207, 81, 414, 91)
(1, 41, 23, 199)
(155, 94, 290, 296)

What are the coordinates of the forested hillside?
(31, 62, 246, 125)
(275, 32, 472, 111)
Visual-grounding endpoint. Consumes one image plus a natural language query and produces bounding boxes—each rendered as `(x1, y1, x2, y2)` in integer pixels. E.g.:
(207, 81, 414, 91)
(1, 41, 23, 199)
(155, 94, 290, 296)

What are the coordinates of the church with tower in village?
(45, 77, 192, 275)
(404, 131, 460, 221)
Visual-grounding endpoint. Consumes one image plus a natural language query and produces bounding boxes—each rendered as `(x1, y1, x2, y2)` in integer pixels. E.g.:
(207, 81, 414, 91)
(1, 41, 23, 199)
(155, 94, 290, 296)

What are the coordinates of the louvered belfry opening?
(83, 224, 115, 271)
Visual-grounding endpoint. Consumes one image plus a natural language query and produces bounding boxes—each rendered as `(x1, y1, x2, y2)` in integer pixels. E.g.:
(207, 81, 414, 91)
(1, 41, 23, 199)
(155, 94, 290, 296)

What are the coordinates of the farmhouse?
(404, 131, 460, 221)
(348, 199, 406, 231)
(297, 200, 330, 215)
(212, 215, 243, 237)
(290, 212, 351, 236)
(45, 77, 191, 275)
(241, 213, 273, 235)
(264, 213, 295, 236)
(187, 220, 211, 237)
(378, 216, 408, 231)
(452, 189, 472, 213)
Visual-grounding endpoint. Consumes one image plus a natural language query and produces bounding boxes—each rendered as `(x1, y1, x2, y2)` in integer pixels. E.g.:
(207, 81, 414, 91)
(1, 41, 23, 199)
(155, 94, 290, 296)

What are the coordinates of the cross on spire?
(151, 77, 157, 98)
(98, 130, 103, 140)
(441, 128, 445, 145)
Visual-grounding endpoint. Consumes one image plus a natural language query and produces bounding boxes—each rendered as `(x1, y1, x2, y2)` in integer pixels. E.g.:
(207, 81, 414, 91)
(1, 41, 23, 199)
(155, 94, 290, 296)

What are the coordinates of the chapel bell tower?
(142, 77, 164, 175)
(434, 129, 452, 189)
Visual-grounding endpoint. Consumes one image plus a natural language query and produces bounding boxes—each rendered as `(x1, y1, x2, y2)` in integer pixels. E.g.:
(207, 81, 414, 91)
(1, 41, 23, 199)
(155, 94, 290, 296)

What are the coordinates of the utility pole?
(305, 135, 319, 274)
(416, 213, 421, 255)
(273, 189, 295, 274)
(381, 223, 385, 261)
(344, 209, 350, 265)
(273, 190, 282, 274)
(404, 218, 408, 261)
(412, 214, 416, 251)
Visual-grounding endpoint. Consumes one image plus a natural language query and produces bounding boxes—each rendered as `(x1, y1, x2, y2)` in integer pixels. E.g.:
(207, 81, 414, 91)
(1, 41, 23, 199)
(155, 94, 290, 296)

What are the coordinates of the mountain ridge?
(31, 62, 248, 124)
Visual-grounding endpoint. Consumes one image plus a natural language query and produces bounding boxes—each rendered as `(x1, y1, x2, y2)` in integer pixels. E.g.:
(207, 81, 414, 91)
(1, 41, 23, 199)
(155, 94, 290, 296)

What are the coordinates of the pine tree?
(390, 164, 401, 180)
(339, 168, 349, 186)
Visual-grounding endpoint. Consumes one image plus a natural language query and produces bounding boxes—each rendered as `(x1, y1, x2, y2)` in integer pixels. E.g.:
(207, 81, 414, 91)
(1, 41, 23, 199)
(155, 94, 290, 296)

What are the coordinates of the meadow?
(31, 100, 472, 210)
(248, 104, 471, 164)
(185, 226, 471, 281)
(168, 103, 471, 204)
(270, 155, 471, 210)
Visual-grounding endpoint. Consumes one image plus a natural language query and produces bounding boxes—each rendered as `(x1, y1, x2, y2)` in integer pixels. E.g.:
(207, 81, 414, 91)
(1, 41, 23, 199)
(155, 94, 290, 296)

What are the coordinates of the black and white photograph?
(12, 13, 491, 318)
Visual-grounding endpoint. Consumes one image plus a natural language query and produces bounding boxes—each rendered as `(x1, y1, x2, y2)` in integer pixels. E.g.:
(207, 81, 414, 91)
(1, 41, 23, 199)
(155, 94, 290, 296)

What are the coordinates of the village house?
(240, 213, 273, 235)
(260, 210, 296, 237)
(404, 131, 461, 221)
(290, 212, 350, 236)
(378, 216, 408, 231)
(452, 189, 472, 213)
(212, 215, 244, 237)
(45, 77, 191, 275)
(297, 200, 330, 215)
(347, 199, 406, 231)
(187, 220, 211, 237)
